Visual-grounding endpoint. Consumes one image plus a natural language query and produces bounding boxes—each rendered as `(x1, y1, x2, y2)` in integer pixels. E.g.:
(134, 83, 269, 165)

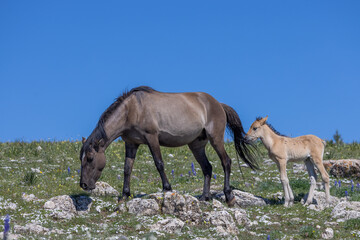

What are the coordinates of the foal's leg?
(312, 156, 331, 204)
(188, 139, 212, 201)
(122, 142, 139, 199)
(304, 158, 317, 205)
(146, 134, 172, 192)
(209, 137, 235, 206)
(276, 160, 294, 207)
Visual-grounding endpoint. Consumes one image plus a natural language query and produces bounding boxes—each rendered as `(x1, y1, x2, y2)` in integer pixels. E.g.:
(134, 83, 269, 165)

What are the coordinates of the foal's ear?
(260, 116, 268, 125)
(82, 137, 86, 144)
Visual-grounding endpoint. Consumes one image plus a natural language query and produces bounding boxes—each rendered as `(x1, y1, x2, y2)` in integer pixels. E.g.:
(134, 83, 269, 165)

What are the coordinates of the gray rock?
(212, 199, 224, 209)
(43, 195, 92, 220)
(203, 210, 239, 235)
(151, 218, 185, 234)
(105, 235, 129, 240)
(0, 233, 24, 240)
(91, 181, 119, 196)
(21, 193, 38, 202)
(220, 190, 266, 208)
(293, 163, 306, 173)
(322, 228, 334, 239)
(148, 192, 164, 206)
(14, 223, 63, 235)
(331, 201, 360, 221)
(178, 194, 202, 224)
(127, 198, 159, 216)
(323, 159, 360, 178)
(301, 190, 340, 211)
(234, 209, 250, 227)
(162, 191, 186, 214)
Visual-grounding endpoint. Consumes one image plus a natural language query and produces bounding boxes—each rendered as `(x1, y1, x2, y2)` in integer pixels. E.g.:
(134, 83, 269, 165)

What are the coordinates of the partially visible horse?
(80, 86, 258, 205)
(245, 116, 330, 207)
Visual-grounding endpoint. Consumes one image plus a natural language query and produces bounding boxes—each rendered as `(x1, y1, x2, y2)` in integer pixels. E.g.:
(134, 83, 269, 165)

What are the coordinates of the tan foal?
(245, 116, 330, 207)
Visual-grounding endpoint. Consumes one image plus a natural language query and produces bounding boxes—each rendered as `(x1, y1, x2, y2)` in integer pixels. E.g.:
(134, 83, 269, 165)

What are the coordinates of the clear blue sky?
(1, 1, 359, 143)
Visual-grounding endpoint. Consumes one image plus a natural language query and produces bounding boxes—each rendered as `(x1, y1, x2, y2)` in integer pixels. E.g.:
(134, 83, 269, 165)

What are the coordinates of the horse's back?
(124, 90, 225, 147)
(281, 134, 325, 161)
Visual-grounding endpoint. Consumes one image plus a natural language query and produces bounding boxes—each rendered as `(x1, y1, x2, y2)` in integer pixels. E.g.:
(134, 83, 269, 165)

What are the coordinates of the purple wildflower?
(267, 235, 270, 240)
(67, 167, 71, 175)
(188, 171, 191, 177)
(191, 162, 196, 176)
(338, 180, 341, 188)
(351, 184, 354, 192)
(334, 180, 337, 187)
(213, 174, 217, 180)
(77, 169, 80, 174)
(117, 175, 121, 180)
(180, 174, 183, 177)
(4, 214, 10, 239)
(345, 190, 348, 197)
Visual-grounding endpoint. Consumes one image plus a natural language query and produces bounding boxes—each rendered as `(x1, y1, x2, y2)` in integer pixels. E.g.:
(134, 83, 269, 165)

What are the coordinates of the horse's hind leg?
(122, 142, 139, 200)
(188, 139, 212, 201)
(146, 134, 172, 192)
(312, 156, 331, 204)
(304, 158, 318, 205)
(208, 136, 235, 206)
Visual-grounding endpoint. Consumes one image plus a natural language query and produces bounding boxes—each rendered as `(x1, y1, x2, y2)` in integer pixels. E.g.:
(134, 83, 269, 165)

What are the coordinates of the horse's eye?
(253, 127, 257, 131)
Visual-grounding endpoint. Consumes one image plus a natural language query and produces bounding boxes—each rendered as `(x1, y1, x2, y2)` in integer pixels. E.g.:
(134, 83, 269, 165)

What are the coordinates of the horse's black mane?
(256, 117, 287, 137)
(80, 86, 155, 157)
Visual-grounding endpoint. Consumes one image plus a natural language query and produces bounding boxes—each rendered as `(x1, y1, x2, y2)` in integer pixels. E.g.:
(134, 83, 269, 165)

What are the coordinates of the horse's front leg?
(146, 134, 172, 192)
(276, 159, 294, 207)
(121, 142, 139, 201)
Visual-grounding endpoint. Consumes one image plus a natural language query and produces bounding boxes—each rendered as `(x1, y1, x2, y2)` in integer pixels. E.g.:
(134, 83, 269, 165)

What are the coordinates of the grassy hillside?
(0, 140, 359, 239)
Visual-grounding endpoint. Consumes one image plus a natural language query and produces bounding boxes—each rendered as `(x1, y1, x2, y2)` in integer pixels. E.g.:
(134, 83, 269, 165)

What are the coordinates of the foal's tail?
(221, 103, 259, 170)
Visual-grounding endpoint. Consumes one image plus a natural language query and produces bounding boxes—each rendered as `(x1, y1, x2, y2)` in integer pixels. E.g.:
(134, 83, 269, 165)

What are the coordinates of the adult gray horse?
(80, 86, 258, 206)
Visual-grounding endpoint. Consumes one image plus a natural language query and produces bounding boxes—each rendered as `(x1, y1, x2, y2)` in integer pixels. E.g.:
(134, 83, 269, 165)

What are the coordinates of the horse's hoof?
(199, 195, 211, 201)
(227, 196, 236, 207)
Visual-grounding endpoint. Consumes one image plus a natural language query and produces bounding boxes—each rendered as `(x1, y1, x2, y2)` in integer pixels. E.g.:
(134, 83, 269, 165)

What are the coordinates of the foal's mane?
(256, 117, 287, 137)
(81, 86, 155, 156)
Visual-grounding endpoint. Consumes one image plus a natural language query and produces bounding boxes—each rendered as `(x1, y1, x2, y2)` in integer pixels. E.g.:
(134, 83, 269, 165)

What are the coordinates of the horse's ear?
(82, 137, 86, 144)
(260, 116, 268, 125)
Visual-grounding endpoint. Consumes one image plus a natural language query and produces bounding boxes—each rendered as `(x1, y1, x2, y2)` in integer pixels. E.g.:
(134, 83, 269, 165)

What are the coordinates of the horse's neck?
(103, 105, 128, 148)
(260, 125, 281, 151)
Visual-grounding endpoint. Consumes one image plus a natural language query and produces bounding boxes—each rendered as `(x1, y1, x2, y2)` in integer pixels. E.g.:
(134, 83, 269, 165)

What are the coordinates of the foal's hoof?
(227, 196, 236, 207)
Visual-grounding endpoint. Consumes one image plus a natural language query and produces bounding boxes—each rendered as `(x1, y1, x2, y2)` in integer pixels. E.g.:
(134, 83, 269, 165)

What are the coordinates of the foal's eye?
(253, 127, 257, 131)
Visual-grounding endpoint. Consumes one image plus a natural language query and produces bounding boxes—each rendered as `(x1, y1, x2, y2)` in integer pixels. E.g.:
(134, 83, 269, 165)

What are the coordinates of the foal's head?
(245, 116, 268, 141)
(79, 137, 106, 190)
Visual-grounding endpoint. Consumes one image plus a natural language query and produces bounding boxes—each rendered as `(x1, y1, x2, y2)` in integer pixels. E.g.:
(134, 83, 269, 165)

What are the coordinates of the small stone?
(91, 182, 119, 196)
(322, 228, 334, 239)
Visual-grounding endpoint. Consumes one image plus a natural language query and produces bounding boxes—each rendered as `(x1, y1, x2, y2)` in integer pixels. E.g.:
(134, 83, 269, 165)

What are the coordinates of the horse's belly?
(158, 129, 204, 147)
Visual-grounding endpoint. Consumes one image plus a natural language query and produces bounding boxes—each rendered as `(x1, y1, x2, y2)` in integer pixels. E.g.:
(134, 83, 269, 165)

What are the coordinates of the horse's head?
(245, 116, 268, 142)
(79, 137, 106, 190)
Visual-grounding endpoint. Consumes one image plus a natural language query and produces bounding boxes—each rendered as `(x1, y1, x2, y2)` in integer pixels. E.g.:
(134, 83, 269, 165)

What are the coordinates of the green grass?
(0, 140, 360, 239)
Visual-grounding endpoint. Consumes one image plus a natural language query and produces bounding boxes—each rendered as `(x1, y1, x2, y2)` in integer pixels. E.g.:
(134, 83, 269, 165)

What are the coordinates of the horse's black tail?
(221, 103, 259, 170)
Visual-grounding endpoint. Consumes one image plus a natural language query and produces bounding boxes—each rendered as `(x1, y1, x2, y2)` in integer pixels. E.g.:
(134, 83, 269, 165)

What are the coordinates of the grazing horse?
(80, 86, 258, 205)
(245, 116, 330, 207)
